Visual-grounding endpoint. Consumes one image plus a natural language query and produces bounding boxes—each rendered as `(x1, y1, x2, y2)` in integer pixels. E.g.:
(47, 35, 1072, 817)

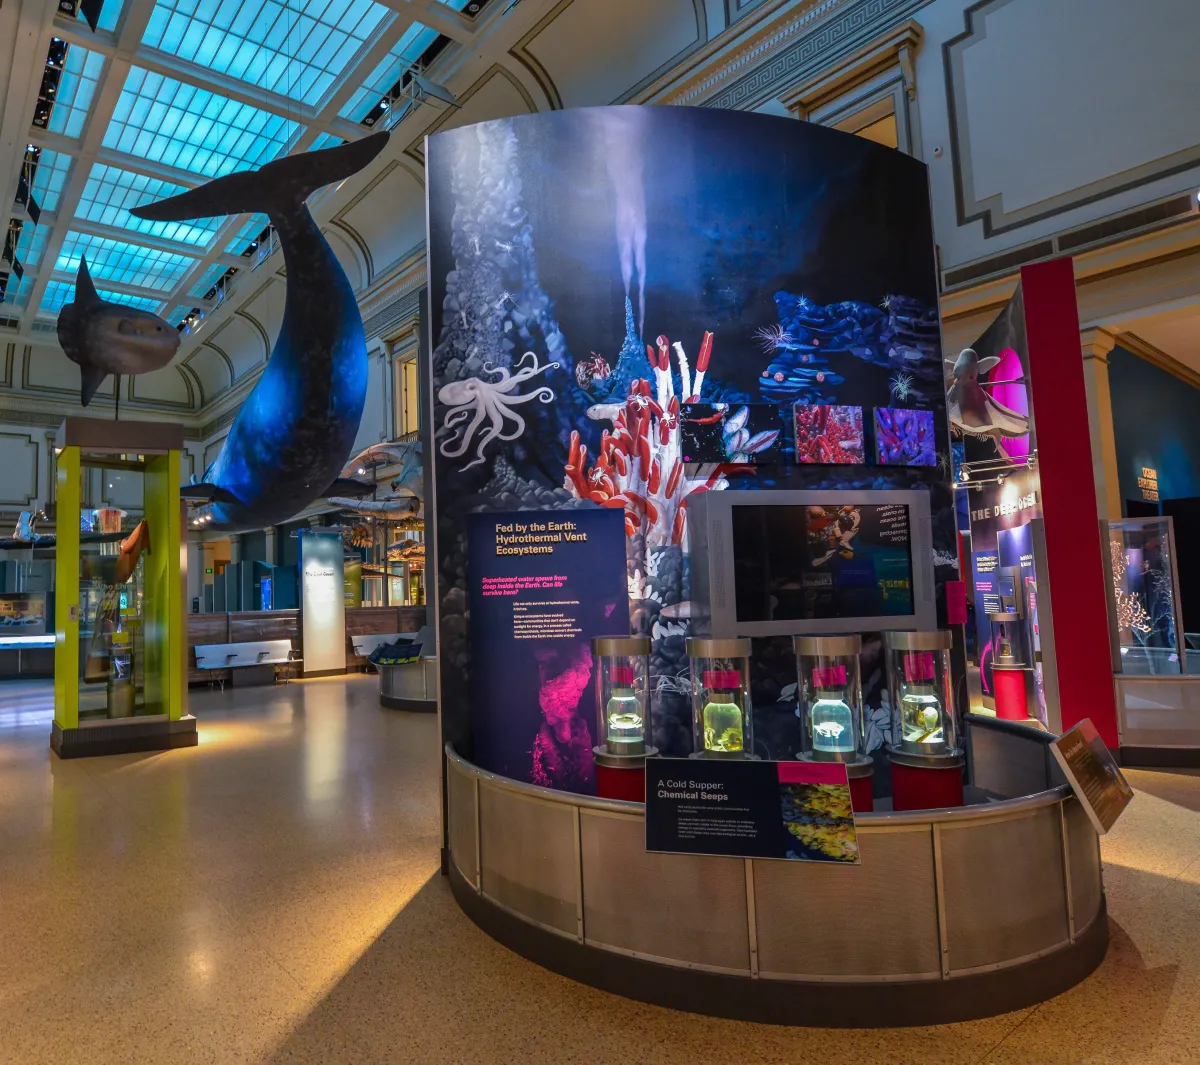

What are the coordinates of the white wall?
(914, 0, 1200, 271)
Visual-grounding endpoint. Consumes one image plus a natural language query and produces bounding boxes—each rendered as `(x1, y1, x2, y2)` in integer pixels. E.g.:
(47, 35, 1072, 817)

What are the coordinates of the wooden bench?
(193, 639, 301, 688)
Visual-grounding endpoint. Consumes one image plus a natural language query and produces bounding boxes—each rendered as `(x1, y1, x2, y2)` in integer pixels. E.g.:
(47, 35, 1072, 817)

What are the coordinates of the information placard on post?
(1050, 718, 1133, 834)
(645, 757, 860, 863)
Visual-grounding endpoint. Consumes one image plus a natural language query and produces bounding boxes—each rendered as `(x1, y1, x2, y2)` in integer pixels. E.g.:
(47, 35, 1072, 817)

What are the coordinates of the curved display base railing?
(449, 863, 1106, 1027)
(444, 718, 1108, 1027)
(379, 657, 438, 713)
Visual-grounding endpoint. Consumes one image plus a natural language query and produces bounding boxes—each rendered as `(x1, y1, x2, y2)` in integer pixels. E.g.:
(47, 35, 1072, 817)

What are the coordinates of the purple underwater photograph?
(874, 407, 936, 467)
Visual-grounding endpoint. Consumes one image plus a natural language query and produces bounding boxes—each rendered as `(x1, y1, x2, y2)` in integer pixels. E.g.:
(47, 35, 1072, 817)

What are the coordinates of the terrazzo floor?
(1, 674, 1198, 1064)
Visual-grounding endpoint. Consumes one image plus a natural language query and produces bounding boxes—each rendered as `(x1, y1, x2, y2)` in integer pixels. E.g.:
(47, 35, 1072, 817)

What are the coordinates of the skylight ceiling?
(1, 0, 483, 334)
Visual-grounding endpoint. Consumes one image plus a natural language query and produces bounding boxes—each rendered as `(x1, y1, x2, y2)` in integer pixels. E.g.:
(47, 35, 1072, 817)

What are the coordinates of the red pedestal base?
(889, 755, 965, 811)
(993, 666, 1029, 721)
(849, 768, 874, 813)
(596, 762, 646, 802)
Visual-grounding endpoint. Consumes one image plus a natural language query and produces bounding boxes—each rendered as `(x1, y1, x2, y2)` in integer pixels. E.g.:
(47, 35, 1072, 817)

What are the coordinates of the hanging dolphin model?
(130, 132, 390, 532)
(56, 257, 180, 412)
(945, 347, 1029, 440)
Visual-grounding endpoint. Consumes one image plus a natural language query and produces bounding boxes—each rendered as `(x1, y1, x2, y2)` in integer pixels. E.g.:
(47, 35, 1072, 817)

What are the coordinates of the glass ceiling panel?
(105, 68, 300, 179)
(40, 280, 162, 316)
(77, 163, 223, 248)
(13, 224, 49, 269)
(1, 276, 35, 310)
(142, 0, 391, 106)
(25, 147, 72, 214)
(47, 45, 106, 140)
(189, 262, 231, 299)
(165, 304, 196, 327)
(338, 21, 434, 121)
(80, 0, 126, 32)
(58, 231, 197, 290)
(224, 214, 269, 254)
(308, 133, 343, 151)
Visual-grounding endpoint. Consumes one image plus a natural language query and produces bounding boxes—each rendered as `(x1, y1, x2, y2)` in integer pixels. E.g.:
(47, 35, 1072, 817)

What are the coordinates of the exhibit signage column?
(299, 528, 347, 677)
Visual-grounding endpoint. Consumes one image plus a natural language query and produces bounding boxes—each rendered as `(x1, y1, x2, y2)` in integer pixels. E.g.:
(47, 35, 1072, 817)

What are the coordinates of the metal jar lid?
(883, 630, 953, 651)
(794, 634, 862, 657)
(685, 637, 752, 659)
(591, 636, 651, 657)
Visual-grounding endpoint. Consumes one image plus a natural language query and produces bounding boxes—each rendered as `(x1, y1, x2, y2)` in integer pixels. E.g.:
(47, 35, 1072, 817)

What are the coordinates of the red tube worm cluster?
(565, 332, 727, 547)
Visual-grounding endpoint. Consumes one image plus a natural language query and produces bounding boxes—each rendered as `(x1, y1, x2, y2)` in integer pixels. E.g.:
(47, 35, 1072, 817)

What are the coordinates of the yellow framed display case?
(51, 418, 196, 757)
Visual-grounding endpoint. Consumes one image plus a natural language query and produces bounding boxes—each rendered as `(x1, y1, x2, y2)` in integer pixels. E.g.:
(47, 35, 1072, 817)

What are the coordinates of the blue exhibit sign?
(467, 508, 628, 793)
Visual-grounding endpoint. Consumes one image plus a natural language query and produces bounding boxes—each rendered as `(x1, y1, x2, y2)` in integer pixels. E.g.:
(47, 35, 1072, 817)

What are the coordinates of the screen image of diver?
(731, 503, 915, 622)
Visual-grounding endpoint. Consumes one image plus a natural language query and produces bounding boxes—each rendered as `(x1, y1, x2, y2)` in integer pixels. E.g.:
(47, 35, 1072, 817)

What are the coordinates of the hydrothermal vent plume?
(596, 109, 648, 333)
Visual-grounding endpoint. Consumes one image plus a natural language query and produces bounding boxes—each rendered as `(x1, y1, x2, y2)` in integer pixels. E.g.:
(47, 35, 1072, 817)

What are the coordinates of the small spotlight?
(357, 467, 366, 475)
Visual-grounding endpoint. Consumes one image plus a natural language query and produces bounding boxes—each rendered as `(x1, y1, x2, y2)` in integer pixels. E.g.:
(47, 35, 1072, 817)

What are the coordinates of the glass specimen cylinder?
(884, 630, 957, 757)
(591, 636, 650, 758)
(794, 635, 865, 763)
(686, 637, 753, 758)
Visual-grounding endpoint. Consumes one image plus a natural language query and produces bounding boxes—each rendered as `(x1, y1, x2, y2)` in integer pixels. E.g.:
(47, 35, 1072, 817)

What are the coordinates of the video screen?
(731, 504, 915, 622)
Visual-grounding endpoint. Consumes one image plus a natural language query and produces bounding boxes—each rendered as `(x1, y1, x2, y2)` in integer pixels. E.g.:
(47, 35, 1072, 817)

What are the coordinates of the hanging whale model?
(56, 257, 181, 413)
(129, 132, 390, 532)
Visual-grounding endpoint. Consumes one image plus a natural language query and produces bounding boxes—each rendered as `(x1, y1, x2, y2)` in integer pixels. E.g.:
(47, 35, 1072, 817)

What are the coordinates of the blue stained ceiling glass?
(77, 164, 223, 248)
(47, 46, 106, 140)
(105, 68, 300, 179)
(40, 280, 162, 316)
(57, 231, 197, 290)
(338, 21, 434, 121)
(142, 0, 391, 107)
(25, 148, 72, 214)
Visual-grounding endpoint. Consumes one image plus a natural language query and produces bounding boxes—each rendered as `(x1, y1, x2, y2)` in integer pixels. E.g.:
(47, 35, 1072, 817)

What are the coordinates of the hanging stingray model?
(945, 347, 1029, 442)
(81, 519, 150, 683)
(130, 133, 390, 532)
(56, 257, 180, 414)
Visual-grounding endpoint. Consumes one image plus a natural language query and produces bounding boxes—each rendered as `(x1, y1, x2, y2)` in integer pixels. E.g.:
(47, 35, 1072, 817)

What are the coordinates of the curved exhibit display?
(426, 106, 1109, 1023)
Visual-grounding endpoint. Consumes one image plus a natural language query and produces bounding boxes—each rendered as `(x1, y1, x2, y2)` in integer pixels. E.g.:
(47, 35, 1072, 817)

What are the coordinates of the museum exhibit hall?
(2, 0, 1200, 1061)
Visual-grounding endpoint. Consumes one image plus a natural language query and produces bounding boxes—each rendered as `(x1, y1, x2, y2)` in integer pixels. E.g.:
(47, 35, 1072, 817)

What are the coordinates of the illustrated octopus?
(437, 350, 559, 470)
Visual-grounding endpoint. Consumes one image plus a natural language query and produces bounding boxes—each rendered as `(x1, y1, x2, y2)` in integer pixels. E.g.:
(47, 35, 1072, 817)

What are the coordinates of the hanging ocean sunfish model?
(56, 257, 180, 408)
(130, 133, 390, 531)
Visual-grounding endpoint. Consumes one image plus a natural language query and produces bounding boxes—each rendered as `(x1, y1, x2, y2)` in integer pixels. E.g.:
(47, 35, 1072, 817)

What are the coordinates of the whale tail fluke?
(129, 132, 390, 223)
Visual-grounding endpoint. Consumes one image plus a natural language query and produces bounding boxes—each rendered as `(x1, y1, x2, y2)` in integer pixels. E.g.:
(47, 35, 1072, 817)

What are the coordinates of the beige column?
(1080, 328, 1122, 519)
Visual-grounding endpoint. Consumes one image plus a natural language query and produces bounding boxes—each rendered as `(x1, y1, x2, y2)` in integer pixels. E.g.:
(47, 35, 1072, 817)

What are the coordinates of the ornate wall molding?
(944, 0, 1200, 238)
(781, 18, 920, 116)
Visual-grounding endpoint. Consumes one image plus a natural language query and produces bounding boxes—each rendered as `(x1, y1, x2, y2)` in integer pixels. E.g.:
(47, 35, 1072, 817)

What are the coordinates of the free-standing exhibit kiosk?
(51, 418, 195, 757)
(427, 107, 1107, 1024)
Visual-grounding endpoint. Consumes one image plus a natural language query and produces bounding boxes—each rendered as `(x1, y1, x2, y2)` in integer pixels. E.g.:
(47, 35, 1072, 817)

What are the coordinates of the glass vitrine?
(794, 635, 865, 762)
(687, 637, 753, 758)
(1104, 517, 1186, 675)
(592, 636, 650, 758)
(883, 630, 956, 757)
